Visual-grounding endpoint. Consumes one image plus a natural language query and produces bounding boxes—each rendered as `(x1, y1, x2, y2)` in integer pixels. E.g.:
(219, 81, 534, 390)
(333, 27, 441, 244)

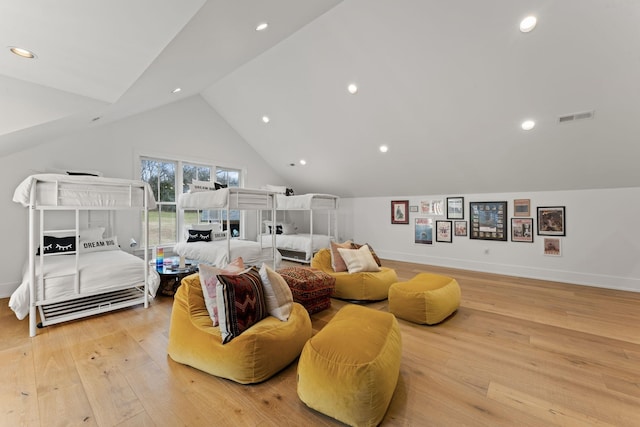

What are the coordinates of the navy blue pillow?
(187, 229, 212, 242)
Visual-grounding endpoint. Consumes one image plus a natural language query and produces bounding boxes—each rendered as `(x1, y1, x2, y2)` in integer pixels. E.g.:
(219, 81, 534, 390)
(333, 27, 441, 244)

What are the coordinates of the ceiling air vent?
(558, 110, 594, 124)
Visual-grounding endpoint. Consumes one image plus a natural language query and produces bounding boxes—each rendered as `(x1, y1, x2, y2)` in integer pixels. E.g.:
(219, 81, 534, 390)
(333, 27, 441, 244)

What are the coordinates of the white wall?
(0, 95, 285, 297)
(341, 187, 640, 292)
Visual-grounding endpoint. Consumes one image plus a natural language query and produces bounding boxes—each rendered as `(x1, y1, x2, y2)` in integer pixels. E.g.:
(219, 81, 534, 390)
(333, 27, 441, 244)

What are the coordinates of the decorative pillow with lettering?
(198, 258, 246, 326)
(79, 236, 120, 253)
(216, 266, 268, 344)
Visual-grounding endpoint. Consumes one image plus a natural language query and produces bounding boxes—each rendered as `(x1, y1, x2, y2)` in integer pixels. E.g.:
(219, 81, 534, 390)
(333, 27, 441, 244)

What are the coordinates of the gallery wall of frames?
(391, 197, 566, 257)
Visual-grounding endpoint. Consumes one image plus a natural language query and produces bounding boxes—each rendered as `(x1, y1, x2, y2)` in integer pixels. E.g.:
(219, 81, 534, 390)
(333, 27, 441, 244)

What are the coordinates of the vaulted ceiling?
(2, 0, 639, 197)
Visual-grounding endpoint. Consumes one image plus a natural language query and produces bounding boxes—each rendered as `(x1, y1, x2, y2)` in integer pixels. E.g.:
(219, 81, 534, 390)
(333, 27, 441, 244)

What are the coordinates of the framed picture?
(454, 220, 467, 236)
(435, 220, 453, 243)
(446, 197, 465, 219)
(391, 200, 409, 224)
(537, 206, 566, 236)
(543, 237, 562, 256)
(469, 201, 507, 241)
(513, 199, 530, 217)
(511, 218, 534, 242)
(414, 218, 433, 244)
(409, 205, 419, 213)
(420, 200, 444, 216)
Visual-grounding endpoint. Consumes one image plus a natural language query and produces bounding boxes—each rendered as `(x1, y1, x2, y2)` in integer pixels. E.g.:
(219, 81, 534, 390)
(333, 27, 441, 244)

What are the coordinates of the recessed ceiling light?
(520, 16, 537, 33)
(347, 83, 358, 94)
(262, 115, 270, 123)
(256, 22, 268, 31)
(521, 120, 535, 130)
(171, 87, 182, 94)
(9, 46, 36, 59)
(379, 145, 389, 153)
(299, 159, 307, 165)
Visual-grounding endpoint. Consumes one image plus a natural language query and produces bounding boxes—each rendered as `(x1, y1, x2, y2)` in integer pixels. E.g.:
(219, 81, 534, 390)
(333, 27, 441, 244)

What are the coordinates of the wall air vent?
(558, 110, 594, 124)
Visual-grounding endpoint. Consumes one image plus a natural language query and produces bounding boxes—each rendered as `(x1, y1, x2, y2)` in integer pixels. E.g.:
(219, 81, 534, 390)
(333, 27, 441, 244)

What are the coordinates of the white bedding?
(9, 251, 160, 320)
(275, 193, 338, 210)
(13, 173, 156, 209)
(174, 239, 281, 267)
(178, 188, 229, 209)
(259, 233, 331, 259)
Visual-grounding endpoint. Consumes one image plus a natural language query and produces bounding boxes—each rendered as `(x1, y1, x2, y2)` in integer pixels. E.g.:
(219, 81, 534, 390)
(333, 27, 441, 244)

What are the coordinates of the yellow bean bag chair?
(311, 248, 398, 301)
(388, 273, 461, 325)
(168, 273, 312, 384)
(297, 304, 402, 427)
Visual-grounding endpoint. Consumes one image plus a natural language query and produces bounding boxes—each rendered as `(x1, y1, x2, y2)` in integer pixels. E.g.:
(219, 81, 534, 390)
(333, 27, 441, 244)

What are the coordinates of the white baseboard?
(379, 251, 640, 293)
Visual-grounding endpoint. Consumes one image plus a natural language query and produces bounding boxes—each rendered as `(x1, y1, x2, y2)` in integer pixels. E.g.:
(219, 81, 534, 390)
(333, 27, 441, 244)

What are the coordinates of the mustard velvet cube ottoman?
(167, 273, 312, 384)
(388, 273, 461, 325)
(297, 304, 402, 427)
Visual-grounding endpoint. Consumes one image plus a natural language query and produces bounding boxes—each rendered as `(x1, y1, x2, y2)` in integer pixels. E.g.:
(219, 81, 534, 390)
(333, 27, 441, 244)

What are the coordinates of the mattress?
(275, 193, 338, 210)
(9, 250, 160, 320)
(174, 239, 281, 268)
(13, 173, 156, 209)
(178, 188, 274, 210)
(259, 234, 331, 259)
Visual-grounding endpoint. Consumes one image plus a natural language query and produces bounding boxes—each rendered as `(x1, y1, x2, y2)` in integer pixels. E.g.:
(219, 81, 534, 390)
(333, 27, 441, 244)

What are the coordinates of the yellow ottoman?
(388, 273, 461, 325)
(297, 304, 402, 427)
(168, 273, 312, 384)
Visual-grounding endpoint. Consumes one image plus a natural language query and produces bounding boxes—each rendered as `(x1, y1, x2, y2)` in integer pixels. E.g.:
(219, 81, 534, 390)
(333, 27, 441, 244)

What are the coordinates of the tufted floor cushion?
(167, 273, 312, 384)
(388, 273, 461, 325)
(311, 248, 398, 301)
(297, 304, 402, 427)
(277, 267, 335, 314)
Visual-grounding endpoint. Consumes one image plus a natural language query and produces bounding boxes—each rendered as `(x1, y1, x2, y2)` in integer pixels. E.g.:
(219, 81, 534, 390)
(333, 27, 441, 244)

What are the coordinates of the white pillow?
(337, 244, 381, 273)
(281, 223, 297, 235)
(79, 236, 119, 253)
(265, 184, 287, 194)
(259, 263, 294, 321)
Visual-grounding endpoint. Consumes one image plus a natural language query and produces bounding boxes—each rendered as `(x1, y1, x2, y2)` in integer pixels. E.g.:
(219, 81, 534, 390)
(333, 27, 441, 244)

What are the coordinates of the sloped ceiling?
(3, 0, 640, 198)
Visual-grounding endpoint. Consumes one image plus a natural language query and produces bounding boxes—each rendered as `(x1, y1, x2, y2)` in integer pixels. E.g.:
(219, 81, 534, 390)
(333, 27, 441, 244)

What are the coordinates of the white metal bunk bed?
(174, 187, 280, 267)
(259, 193, 339, 263)
(10, 174, 159, 337)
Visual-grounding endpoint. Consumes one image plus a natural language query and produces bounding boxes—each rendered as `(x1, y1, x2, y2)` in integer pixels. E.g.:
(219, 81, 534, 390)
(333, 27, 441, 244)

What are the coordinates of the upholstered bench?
(167, 273, 312, 384)
(388, 273, 461, 325)
(297, 304, 402, 426)
(277, 267, 335, 314)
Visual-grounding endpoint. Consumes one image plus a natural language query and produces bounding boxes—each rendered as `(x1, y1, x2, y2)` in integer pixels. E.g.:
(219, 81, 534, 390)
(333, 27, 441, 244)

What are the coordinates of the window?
(140, 156, 242, 245)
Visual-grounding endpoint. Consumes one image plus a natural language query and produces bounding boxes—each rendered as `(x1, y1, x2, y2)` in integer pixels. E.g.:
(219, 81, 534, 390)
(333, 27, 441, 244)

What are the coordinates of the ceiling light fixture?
(519, 16, 537, 33)
(9, 46, 36, 59)
(256, 22, 268, 31)
(347, 83, 358, 94)
(379, 145, 389, 153)
(262, 115, 270, 123)
(521, 120, 535, 131)
(299, 159, 307, 165)
(171, 87, 182, 94)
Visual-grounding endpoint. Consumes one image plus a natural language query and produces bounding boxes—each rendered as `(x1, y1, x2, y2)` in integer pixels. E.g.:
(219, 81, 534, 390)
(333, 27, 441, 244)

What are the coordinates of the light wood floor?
(1, 260, 639, 426)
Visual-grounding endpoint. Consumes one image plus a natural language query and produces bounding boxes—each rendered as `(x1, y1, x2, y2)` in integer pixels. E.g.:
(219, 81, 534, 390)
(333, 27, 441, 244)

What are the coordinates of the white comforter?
(9, 250, 160, 320)
(274, 193, 338, 210)
(174, 239, 281, 267)
(13, 173, 157, 209)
